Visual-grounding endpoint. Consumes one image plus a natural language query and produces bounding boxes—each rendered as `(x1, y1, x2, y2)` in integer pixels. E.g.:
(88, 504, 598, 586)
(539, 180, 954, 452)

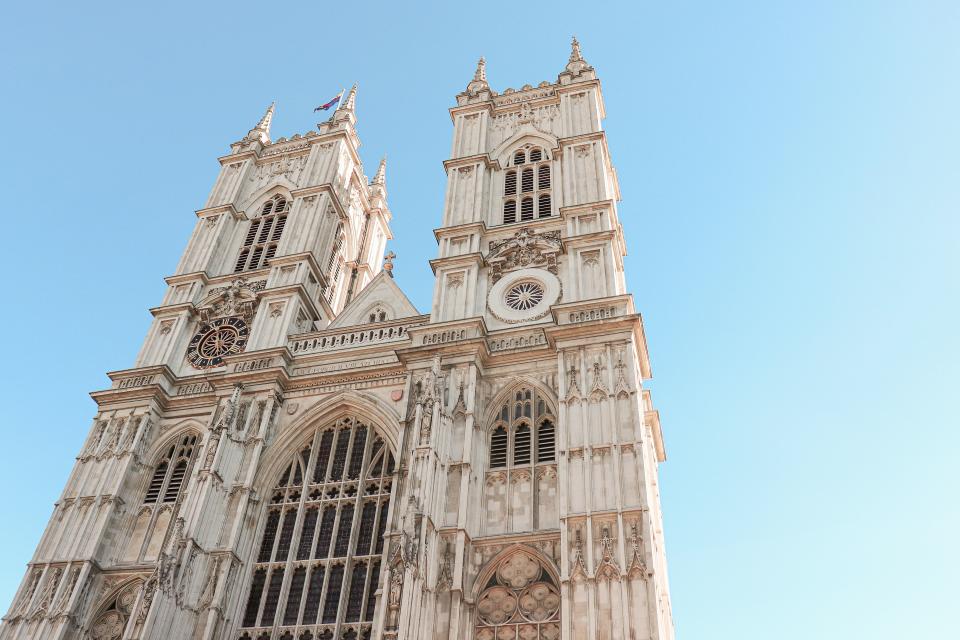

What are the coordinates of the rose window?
(504, 281, 544, 311)
(475, 552, 560, 640)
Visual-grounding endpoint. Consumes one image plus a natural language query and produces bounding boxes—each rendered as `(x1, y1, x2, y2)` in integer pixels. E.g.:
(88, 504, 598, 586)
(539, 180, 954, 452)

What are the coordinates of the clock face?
(187, 317, 249, 369)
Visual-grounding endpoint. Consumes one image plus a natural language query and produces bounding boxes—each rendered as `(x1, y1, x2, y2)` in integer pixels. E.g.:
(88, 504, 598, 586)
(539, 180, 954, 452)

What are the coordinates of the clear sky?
(0, 1, 957, 637)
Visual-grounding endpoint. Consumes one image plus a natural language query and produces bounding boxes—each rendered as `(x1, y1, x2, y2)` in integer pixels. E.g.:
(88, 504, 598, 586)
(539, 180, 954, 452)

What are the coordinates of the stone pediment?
(328, 271, 420, 329)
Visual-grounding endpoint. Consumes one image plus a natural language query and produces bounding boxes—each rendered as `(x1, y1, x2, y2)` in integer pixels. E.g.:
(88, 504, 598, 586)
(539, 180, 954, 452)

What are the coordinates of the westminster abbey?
(1, 39, 675, 640)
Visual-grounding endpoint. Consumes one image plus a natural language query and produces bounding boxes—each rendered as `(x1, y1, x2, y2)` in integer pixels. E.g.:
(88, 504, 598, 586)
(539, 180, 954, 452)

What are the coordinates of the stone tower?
(1, 39, 674, 640)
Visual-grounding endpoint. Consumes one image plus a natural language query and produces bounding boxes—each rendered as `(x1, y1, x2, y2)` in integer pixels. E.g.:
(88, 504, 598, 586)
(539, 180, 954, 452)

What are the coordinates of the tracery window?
(502, 146, 552, 224)
(239, 417, 394, 640)
(235, 195, 289, 272)
(122, 433, 198, 563)
(489, 387, 556, 469)
(475, 552, 561, 640)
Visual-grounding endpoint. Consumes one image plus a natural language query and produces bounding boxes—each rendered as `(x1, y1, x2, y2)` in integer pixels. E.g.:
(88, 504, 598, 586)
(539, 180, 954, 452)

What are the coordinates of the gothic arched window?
(488, 387, 556, 470)
(475, 552, 561, 640)
(322, 221, 345, 303)
(502, 146, 552, 225)
(239, 417, 394, 640)
(235, 195, 289, 273)
(121, 433, 198, 564)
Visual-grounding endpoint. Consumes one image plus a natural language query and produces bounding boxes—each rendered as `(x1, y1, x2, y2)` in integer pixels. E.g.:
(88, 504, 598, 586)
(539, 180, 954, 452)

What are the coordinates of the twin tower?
(2, 39, 676, 640)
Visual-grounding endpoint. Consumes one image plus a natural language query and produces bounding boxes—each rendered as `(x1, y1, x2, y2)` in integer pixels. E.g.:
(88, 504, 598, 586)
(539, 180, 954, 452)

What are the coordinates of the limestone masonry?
(1, 39, 675, 640)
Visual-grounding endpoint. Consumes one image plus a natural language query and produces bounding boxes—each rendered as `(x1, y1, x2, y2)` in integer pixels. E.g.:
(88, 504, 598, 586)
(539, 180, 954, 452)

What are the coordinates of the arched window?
(538, 194, 552, 219)
(504, 171, 517, 196)
(490, 426, 508, 468)
(503, 200, 517, 225)
(502, 146, 552, 225)
(240, 417, 393, 639)
(520, 197, 534, 221)
(235, 195, 289, 272)
(475, 552, 560, 640)
(488, 387, 556, 470)
(322, 222, 345, 303)
(122, 433, 198, 564)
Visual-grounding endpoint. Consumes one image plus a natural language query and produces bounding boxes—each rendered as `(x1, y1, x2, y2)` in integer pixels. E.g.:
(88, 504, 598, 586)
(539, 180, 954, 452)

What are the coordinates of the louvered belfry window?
(321, 222, 345, 303)
(235, 195, 289, 272)
(122, 433, 198, 564)
(502, 146, 552, 224)
(489, 387, 556, 469)
(239, 417, 393, 640)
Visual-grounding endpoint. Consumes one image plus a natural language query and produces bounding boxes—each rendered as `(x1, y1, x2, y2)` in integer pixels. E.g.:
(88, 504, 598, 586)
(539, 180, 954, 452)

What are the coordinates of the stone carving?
(200, 278, 263, 322)
(250, 154, 308, 184)
(497, 553, 540, 589)
(627, 521, 650, 579)
(486, 229, 561, 283)
(588, 359, 609, 402)
(570, 529, 588, 582)
(614, 351, 631, 398)
(477, 586, 516, 625)
(91, 610, 124, 640)
(595, 525, 621, 581)
(436, 543, 453, 591)
(518, 581, 561, 621)
(565, 356, 582, 403)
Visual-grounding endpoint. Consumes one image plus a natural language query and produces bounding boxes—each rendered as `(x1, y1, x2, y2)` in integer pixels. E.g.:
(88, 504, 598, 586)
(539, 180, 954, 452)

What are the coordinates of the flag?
(314, 92, 343, 112)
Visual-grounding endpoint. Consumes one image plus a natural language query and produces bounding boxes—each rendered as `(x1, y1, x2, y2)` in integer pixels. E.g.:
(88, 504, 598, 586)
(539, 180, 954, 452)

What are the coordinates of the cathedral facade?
(1, 39, 675, 640)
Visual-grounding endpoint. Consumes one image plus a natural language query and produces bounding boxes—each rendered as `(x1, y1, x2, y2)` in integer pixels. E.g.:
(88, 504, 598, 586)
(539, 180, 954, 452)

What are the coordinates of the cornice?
(195, 203, 242, 221)
(399, 317, 490, 363)
(442, 154, 501, 173)
(164, 272, 210, 287)
(428, 252, 484, 274)
(447, 102, 494, 122)
(218, 150, 256, 165)
(149, 302, 194, 318)
(433, 221, 486, 242)
(545, 295, 652, 379)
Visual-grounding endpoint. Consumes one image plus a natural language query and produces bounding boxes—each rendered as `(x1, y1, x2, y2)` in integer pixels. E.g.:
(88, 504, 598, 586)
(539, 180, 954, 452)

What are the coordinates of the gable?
(327, 271, 420, 329)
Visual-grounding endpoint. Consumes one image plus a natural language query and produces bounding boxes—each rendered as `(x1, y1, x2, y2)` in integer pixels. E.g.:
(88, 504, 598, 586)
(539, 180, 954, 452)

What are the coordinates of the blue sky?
(0, 1, 957, 637)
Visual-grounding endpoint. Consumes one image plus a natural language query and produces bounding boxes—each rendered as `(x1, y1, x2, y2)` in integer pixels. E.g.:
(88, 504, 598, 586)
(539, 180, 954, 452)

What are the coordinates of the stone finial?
(383, 251, 395, 277)
(372, 155, 387, 186)
(246, 102, 275, 144)
(465, 57, 490, 94)
(564, 36, 593, 77)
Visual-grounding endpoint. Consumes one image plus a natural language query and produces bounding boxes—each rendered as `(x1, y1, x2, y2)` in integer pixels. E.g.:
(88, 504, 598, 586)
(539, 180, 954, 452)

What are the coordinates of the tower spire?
(246, 102, 275, 144)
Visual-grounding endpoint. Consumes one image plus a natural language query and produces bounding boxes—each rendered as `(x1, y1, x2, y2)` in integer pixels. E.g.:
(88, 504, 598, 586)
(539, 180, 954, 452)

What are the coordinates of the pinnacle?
(569, 36, 583, 62)
(474, 57, 487, 82)
(341, 84, 358, 112)
(372, 155, 387, 186)
(246, 102, 275, 143)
